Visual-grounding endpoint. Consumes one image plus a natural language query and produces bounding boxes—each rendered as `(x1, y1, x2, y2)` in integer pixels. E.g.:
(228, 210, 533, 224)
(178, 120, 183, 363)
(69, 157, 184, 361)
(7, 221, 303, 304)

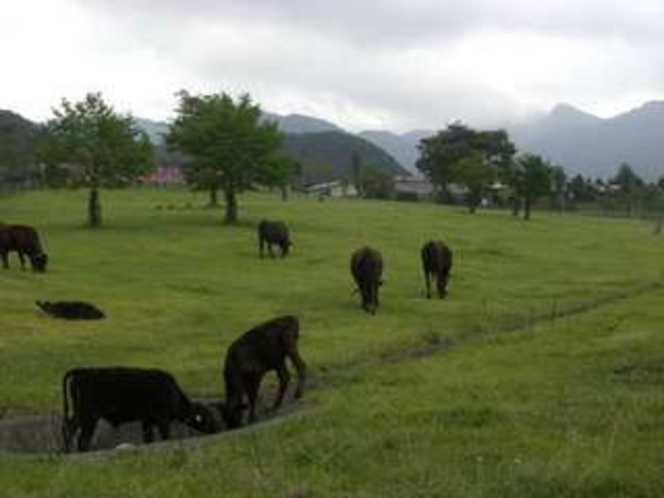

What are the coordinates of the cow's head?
(281, 240, 292, 256)
(186, 402, 221, 434)
(213, 400, 248, 430)
(436, 277, 449, 299)
(31, 253, 48, 272)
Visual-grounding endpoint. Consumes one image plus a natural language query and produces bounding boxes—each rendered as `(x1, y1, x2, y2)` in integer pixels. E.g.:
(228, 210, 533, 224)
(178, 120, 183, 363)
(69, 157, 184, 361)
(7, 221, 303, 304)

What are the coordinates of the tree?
(416, 123, 515, 203)
(450, 153, 497, 213)
(361, 165, 395, 199)
(550, 165, 567, 212)
(258, 154, 301, 201)
(168, 91, 282, 224)
(612, 163, 644, 217)
(514, 153, 552, 220)
(351, 152, 364, 198)
(37, 93, 153, 227)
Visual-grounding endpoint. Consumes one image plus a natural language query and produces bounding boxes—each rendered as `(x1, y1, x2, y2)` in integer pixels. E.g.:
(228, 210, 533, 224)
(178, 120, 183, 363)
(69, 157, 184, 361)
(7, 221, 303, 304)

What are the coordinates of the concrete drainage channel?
(0, 397, 309, 455)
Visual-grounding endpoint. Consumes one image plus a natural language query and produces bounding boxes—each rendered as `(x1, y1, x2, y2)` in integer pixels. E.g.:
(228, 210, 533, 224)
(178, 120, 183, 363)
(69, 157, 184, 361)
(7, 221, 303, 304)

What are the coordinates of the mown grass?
(0, 188, 663, 497)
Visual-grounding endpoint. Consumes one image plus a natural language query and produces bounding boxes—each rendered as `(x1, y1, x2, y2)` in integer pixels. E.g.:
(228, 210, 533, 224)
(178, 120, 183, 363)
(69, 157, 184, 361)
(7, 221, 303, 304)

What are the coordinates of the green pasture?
(0, 188, 663, 497)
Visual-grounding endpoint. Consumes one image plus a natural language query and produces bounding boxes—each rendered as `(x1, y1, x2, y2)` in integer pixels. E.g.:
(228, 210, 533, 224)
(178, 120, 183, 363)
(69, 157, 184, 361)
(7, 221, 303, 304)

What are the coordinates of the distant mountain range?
(509, 102, 664, 181)
(355, 102, 664, 181)
(135, 113, 406, 184)
(5, 102, 664, 184)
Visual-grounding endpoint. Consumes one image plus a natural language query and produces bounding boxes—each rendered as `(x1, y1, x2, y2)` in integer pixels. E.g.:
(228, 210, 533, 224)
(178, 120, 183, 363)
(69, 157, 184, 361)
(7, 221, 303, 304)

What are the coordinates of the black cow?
(62, 367, 220, 452)
(351, 246, 383, 314)
(258, 220, 292, 258)
(0, 224, 48, 272)
(421, 240, 453, 299)
(37, 300, 105, 320)
(217, 315, 306, 429)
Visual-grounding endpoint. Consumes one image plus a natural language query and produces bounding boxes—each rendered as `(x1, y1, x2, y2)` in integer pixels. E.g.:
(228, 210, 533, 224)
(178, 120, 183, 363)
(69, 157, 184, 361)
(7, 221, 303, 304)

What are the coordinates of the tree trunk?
(88, 186, 102, 227)
(511, 196, 521, 217)
(208, 187, 218, 208)
(655, 216, 663, 235)
(224, 188, 238, 225)
(523, 196, 532, 221)
(280, 184, 289, 201)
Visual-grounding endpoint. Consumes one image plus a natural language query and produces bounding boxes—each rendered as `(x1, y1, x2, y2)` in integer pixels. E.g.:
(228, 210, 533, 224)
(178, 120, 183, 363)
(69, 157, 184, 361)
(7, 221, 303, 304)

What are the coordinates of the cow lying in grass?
(0, 224, 48, 272)
(351, 246, 384, 314)
(62, 367, 220, 452)
(36, 300, 105, 320)
(217, 315, 306, 429)
(258, 220, 292, 258)
(421, 240, 453, 299)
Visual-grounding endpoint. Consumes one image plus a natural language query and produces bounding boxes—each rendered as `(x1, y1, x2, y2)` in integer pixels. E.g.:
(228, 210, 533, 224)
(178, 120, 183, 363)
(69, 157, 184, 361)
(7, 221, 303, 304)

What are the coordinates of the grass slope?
(0, 188, 663, 496)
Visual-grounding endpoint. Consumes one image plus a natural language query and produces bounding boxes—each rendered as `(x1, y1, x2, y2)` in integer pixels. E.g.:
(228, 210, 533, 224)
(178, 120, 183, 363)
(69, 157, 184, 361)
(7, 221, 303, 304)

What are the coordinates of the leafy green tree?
(514, 153, 552, 220)
(612, 163, 644, 217)
(416, 123, 515, 202)
(168, 91, 282, 224)
(361, 165, 395, 200)
(450, 153, 497, 213)
(258, 154, 301, 201)
(37, 93, 153, 227)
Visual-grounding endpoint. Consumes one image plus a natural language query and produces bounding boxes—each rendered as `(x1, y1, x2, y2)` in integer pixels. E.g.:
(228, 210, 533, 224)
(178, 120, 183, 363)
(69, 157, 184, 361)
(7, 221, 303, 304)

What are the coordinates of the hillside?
(282, 131, 406, 184)
(0, 110, 39, 182)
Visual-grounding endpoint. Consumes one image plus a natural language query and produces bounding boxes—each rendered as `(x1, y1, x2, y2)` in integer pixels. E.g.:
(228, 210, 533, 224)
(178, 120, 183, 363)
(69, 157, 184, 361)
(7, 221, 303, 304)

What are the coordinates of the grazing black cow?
(0, 224, 48, 272)
(421, 240, 453, 299)
(351, 246, 383, 314)
(217, 315, 306, 429)
(62, 367, 220, 452)
(258, 220, 292, 258)
(36, 300, 105, 320)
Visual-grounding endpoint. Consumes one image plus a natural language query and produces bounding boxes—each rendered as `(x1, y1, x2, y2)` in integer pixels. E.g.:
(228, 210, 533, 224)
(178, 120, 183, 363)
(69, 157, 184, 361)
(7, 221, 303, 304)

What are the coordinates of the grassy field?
(1, 188, 663, 497)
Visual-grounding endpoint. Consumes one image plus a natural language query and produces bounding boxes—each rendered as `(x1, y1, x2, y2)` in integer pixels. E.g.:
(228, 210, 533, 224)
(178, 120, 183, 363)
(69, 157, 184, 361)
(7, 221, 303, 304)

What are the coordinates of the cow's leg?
(62, 416, 78, 453)
(1, 251, 8, 269)
(259, 237, 265, 258)
(156, 419, 171, 441)
(244, 375, 261, 423)
(142, 421, 155, 443)
(424, 270, 432, 299)
(273, 363, 291, 410)
(288, 348, 307, 399)
(18, 251, 26, 270)
(77, 417, 98, 452)
(268, 243, 275, 258)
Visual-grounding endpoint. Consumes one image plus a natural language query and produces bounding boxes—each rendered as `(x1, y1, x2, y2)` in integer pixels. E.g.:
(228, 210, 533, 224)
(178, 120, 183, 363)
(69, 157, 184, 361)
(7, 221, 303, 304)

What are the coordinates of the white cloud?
(2, 0, 664, 130)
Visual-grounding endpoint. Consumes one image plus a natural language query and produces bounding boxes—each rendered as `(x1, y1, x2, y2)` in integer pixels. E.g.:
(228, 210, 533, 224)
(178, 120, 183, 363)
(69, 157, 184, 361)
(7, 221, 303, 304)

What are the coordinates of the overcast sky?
(1, 0, 663, 132)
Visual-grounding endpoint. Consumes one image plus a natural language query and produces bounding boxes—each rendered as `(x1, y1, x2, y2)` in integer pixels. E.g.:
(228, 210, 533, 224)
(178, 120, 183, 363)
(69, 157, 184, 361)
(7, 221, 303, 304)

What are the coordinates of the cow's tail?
(61, 370, 75, 453)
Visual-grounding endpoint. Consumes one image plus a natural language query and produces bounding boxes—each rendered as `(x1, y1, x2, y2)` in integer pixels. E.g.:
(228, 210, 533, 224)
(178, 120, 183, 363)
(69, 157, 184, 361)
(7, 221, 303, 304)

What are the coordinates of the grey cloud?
(67, 0, 664, 130)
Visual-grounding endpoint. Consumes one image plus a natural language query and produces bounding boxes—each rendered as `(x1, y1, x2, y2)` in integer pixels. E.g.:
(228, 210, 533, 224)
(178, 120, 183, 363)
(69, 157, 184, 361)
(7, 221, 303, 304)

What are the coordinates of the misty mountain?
(0, 110, 39, 178)
(282, 131, 406, 185)
(137, 112, 343, 143)
(261, 112, 343, 134)
(359, 130, 428, 174)
(509, 101, 664, 181)
(134, 118, 169, 144)
(358, 102, 664, 181)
